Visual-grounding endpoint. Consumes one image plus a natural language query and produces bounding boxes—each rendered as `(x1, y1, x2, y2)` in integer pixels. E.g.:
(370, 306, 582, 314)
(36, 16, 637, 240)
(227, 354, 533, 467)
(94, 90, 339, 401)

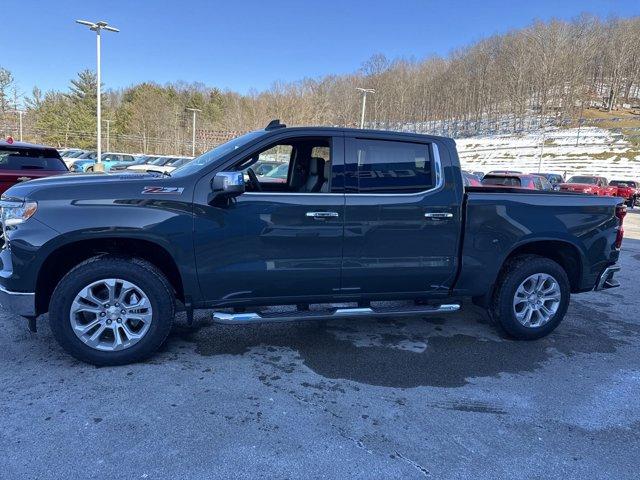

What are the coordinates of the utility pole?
(76, 20, 119, 170)
(105, 119, 111, 151)
(16, 110, 24, 141)
(356, 88, 375, 129)
(538, 130, 545, 174)
(186, 108, 201, 156)
(576, 100, 585, 147)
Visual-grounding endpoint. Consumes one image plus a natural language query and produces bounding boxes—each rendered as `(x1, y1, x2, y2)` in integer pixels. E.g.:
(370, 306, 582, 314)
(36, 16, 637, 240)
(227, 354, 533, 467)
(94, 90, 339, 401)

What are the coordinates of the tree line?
(0, 14, 639, 155)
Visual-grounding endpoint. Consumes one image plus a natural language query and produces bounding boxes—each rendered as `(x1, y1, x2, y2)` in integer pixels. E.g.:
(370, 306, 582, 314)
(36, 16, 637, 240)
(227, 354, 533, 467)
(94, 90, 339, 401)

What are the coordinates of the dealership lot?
(0, 213, 638, 479)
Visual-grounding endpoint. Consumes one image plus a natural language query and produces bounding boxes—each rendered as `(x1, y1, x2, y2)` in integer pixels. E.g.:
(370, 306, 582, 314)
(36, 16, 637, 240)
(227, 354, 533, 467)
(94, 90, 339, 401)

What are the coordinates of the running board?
(212, 303, 460, 325)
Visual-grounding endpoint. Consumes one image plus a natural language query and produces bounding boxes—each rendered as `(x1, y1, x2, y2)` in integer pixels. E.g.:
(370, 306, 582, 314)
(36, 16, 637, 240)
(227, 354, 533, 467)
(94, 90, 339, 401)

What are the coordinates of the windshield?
(171, 131, 265, 177)
(568, 176, 597, 184)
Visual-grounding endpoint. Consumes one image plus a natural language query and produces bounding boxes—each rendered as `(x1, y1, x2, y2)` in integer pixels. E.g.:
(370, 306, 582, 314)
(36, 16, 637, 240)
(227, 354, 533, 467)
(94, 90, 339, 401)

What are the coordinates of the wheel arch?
(472, 238, 584, 308)
(35, 237, 185, 315)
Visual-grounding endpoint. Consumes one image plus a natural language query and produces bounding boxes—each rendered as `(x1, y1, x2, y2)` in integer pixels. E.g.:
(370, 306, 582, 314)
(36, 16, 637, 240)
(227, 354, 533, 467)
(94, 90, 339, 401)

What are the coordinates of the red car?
(0, 139, 68, 194)
(558, 175, 616, 196)
(609, 180, 638, 207)
(462, 171, 482, 186)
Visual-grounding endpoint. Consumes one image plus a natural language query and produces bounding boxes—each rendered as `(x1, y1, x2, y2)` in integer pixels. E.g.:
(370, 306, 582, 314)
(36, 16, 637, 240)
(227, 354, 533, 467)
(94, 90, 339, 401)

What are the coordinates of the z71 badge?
(142, 186, 185, 194)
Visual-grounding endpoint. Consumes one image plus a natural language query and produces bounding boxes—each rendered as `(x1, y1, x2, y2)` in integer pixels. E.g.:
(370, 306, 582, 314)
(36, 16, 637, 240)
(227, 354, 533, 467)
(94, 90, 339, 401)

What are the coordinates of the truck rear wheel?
(49, 256, 175, 365)
(490, 255, 570, 340)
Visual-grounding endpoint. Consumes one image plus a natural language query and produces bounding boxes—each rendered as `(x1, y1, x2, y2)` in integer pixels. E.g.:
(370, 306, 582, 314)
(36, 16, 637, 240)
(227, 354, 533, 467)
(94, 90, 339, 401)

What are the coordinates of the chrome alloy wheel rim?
(512, 273, 561, 328)
(69, 278, 153, 351)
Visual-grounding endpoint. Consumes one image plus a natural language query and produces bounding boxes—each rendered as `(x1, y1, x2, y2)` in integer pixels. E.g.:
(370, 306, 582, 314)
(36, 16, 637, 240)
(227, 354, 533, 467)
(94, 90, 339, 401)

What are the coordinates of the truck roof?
(258, 124, 454, 143)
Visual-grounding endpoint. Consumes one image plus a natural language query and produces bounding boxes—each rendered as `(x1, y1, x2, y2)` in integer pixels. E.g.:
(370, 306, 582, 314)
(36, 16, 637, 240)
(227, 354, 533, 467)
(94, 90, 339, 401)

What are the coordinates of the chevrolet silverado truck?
(0, 121, 625, 365)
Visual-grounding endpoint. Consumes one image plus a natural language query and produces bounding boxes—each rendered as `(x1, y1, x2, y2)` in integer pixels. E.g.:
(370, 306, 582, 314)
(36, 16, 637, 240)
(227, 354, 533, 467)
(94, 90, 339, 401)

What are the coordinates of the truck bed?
(454, 189, 622, 298)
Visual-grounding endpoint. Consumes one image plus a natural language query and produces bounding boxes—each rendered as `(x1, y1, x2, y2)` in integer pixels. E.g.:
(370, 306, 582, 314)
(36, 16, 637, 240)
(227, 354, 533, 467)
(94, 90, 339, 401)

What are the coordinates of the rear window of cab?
(0, 147, 67, 171)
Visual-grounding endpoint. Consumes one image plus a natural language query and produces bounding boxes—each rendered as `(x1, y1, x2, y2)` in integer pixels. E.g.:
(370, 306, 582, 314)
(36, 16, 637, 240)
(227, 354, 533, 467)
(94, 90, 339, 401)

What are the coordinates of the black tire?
(49, 256, 175, 365)
(86, 166, 94, 173)
(490, 254, 570, 340)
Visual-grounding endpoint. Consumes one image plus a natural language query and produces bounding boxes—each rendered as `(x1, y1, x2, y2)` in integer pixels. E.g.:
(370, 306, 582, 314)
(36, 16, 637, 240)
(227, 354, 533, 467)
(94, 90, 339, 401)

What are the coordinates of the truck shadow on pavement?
(166, 298, 639, 389)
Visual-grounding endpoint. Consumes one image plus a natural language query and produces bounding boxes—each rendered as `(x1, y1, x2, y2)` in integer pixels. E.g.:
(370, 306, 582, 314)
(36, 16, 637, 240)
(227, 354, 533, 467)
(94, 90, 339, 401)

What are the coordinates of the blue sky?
(3, 0, 639, 98)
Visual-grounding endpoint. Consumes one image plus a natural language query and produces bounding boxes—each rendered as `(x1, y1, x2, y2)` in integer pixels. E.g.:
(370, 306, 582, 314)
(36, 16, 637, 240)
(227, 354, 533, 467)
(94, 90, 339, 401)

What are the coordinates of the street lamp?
(186, 108, 201, 156)
(356, 87, 375, 129)
(76, 20, 119, 169)
(105, 119, 111, 151)
(15, 110, 25, 141)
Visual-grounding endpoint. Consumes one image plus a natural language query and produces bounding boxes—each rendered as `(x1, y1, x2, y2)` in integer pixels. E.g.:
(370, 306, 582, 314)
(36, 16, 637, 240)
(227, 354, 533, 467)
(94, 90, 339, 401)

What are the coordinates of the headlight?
(0, 200, 38, 227)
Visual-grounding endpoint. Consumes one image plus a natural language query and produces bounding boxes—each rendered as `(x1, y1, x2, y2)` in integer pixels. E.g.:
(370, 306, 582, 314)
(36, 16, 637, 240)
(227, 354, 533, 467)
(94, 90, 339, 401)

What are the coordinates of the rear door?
(341, 135, 459, 296)
(0, 146, 68, 194)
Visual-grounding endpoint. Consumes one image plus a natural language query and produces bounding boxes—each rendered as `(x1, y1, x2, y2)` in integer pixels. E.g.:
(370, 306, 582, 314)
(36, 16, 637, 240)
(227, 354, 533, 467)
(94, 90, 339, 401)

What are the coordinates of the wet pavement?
(1, 213, 639, 479)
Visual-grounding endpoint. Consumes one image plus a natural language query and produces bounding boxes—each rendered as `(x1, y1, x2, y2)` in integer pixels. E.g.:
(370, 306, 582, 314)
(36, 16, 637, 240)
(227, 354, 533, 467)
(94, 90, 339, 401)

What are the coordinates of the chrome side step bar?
(212, 304, 460, 325)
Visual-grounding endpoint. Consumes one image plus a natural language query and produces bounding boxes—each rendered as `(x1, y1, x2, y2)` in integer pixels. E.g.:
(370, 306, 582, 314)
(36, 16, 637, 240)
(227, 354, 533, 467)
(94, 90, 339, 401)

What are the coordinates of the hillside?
(457, 126, 640, 179)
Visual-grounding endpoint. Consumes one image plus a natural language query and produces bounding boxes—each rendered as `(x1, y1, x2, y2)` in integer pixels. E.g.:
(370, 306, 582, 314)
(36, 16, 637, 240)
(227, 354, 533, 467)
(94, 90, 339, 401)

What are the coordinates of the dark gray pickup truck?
(0, 121, 625, 365)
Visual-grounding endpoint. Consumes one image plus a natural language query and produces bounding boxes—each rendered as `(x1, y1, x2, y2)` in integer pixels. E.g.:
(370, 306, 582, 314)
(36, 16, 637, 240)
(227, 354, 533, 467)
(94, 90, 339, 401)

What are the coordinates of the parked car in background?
(609, 180, 638, 207)
(125, 156, 191, 173)
(487, 170, 523, 175)
(252, 160, 281, 176)
(62, 150, 90, 168)
(482, 173, 538, 189)
(531, 174, 554, 191)
(257, 162, 289, 183)
(536, 172, 564, 190)
(558, 176, 616, 196)
(0, 139, 68, 194)
(67, 151, 97, 170)
(462, 171, 482, 186)
(471, 171, 484, 178)
(69, 152, 137, 172)
(59, 148, 84, 158)
(144, 156, 192, 174)
(109, 155, 159, 172)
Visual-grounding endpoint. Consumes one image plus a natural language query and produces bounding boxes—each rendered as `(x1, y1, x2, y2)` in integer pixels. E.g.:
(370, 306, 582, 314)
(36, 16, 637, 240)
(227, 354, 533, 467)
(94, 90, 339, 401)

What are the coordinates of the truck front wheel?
(49, 256, 175, 365)
(490, 255, 570, 340)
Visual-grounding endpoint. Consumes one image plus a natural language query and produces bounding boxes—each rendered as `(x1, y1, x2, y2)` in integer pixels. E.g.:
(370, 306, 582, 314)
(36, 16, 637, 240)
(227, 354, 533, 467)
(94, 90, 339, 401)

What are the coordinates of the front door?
(341, 136, 460, 295)
(193, 135, 345, 303)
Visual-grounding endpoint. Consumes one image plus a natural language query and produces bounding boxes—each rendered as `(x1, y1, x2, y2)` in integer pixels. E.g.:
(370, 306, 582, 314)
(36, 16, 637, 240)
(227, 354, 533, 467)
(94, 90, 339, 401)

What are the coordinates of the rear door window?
(348, 139, 433, 193)
(0, 147, 67, 171)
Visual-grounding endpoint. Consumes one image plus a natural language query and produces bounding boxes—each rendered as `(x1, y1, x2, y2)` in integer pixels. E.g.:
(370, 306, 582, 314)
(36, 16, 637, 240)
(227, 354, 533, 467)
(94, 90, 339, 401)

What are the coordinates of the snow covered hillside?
(456, 127, 640, 179)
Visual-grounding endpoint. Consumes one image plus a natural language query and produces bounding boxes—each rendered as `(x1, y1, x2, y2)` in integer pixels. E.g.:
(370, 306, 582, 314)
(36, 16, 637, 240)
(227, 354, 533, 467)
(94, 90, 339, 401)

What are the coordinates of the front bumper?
(594, 264, 620, 291)
(0, 285, 35, 316)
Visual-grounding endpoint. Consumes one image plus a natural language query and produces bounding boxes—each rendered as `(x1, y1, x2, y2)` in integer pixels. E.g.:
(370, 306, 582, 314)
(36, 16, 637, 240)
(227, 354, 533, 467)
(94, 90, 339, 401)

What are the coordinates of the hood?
(2, 171, 159, 199)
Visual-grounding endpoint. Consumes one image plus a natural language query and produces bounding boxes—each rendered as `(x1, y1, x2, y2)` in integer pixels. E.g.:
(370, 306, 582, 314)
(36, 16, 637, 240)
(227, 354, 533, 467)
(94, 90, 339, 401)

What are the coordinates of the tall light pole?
(76, 20, 119, 170)
(105, 119, 111, 151)
(356, 87, 375, 129)
(186, 108, 201, 156)
(16, 110, 25, 141)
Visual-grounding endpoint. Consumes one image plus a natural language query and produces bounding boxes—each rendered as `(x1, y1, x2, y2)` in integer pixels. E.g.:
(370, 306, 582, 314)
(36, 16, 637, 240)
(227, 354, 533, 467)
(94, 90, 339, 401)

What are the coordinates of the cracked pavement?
(1, 212, 640, 479)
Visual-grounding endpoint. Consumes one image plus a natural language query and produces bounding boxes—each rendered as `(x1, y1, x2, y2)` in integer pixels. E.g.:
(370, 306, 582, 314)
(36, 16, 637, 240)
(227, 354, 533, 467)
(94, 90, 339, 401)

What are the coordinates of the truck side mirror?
(212, 171, 245, 198)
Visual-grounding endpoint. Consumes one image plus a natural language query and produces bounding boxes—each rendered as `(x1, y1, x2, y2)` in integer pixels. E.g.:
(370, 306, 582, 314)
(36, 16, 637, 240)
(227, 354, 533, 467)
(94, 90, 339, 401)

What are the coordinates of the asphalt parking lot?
(1, 213, 639, 480)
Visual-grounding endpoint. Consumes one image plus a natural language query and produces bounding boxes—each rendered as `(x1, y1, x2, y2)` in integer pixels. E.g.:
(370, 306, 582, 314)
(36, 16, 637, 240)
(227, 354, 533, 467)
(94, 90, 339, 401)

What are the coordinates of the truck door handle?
(306, 211, 339, 219)
(424, 212, 453, 219)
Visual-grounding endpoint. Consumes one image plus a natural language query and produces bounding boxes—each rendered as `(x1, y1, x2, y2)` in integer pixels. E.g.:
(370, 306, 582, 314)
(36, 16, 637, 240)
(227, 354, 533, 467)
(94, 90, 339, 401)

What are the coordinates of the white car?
(126, 156, 192, 174)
